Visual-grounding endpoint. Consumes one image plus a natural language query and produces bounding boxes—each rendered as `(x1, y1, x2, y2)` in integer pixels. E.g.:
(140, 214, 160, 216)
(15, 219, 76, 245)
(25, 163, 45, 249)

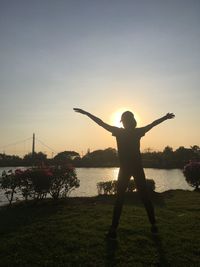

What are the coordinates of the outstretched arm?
(73, 108, 116, 132)
(142, 113, 175, 133)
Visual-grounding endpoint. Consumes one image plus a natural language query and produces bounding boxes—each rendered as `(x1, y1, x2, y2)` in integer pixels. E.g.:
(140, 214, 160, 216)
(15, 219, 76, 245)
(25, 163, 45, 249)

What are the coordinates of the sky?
(0, 0, 199, 157)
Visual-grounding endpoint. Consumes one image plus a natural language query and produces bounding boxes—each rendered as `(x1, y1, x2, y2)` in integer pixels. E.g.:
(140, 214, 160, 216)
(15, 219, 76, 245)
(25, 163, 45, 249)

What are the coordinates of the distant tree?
(174, 146, 194, 167)
(142, 150, 162, 168)
(183, 161, 200, 191)
(73, 155, 82, 166)
(161, 146, 175, 168)
(190, 145, 199, 151)
(143, 147, 153, 153)
(0, 154, 23, 167)
(53, 151, 80, 165)
(23, 152, 47, 166)
(163, 146, 173, 154)
(82, 148, 118, 167)
(190, 145, 200, 159)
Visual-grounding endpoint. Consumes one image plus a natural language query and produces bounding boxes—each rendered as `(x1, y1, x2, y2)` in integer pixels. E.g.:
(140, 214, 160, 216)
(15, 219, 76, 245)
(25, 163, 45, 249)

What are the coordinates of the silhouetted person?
(74, 108, 175, 239)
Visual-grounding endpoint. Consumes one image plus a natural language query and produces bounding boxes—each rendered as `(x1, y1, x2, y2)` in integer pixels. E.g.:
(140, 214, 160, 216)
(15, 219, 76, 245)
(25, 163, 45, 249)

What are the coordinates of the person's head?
(121, 111, 137, 129)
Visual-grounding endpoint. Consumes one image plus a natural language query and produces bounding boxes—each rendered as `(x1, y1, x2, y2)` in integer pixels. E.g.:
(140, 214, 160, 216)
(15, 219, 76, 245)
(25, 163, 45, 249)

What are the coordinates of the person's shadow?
(104, 235, 169, 266)
(104, 238, 118, 266)
(152, 235, 170, 267)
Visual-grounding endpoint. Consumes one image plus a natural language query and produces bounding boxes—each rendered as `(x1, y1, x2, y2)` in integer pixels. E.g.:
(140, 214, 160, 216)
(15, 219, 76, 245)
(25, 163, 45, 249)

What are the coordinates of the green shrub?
(97, 178, 155, 195)
(97, 181, 117, 195)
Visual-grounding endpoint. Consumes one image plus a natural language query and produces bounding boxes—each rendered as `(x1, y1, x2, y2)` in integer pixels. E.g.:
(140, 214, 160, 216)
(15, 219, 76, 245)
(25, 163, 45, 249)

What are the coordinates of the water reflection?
(71, 168, 192, 197)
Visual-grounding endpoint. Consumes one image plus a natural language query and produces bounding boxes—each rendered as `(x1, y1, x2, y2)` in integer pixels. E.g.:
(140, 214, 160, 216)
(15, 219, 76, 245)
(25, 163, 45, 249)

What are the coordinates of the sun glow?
(110, 108, 141, 127)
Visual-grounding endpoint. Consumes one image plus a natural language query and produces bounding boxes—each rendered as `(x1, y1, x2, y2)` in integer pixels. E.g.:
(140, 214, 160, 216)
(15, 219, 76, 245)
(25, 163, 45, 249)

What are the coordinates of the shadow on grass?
(104, 233, 170, 266)
(152, 235, 170, 267)
(125, 191, 166, 208)
(0, 199, 64, 236)
(96, 191, 166, 207)
(105, 238, 118, 266)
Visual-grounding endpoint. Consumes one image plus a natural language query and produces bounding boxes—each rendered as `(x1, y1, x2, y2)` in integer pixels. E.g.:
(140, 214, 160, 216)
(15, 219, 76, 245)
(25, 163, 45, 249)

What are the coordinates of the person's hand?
(73, 108, 88, 115)
(165, 113, 175, 119)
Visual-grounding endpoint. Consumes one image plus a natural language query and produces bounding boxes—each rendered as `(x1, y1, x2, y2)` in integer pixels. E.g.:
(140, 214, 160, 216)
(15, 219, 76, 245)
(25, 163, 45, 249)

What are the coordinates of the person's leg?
(107, 168, 130, 238)
(134, 168, 157, 232)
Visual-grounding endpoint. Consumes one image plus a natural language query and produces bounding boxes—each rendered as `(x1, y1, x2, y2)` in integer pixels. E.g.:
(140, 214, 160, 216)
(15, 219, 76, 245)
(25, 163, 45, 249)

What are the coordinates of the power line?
(0, 137, 32, 150)
(0, 136, 57, 157)
(36, 138, 57, 153)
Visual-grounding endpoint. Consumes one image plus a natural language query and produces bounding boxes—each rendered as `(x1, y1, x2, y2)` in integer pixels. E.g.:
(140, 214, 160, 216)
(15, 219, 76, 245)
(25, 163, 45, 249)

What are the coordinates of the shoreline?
(0, 189, 194, 209)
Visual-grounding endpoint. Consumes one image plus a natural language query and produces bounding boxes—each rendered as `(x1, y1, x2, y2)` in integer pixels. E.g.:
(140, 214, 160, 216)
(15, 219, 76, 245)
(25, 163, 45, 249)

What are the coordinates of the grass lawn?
(0, 190, 199, 266)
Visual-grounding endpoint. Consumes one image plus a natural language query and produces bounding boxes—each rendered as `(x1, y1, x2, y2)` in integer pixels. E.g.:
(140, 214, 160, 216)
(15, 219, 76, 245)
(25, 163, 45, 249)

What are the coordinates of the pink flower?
(15, 169, 23, 175)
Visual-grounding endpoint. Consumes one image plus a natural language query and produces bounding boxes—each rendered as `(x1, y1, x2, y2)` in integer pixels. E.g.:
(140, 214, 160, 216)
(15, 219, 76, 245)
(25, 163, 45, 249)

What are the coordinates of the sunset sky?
(0, 0, 199, 157)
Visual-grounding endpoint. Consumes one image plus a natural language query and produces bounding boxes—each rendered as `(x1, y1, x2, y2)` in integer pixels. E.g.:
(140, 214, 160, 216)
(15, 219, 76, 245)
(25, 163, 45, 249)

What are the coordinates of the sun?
(110, 110, 123, 127)
(110, 108, 141, 127)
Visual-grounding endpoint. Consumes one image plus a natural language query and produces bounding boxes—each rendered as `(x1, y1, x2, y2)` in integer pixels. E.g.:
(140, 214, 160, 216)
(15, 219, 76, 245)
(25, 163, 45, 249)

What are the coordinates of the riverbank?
(0, 190, 199, 266)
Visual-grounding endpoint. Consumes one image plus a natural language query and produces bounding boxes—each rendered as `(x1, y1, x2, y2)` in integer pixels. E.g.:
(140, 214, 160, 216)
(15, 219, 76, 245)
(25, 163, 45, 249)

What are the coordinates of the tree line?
(0, 145, 199, 169)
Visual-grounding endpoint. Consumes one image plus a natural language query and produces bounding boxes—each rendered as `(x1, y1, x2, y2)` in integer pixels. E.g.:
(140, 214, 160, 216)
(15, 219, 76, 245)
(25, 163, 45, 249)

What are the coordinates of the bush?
(183, 161, 200, 190)
(24, 168, 52, 200)
(0, 165, 80, 205)
(49, 165, 80, 199)
(97, 181, 117, 195)
(97, 178, 155, 195)
(0, 169, 21, 205)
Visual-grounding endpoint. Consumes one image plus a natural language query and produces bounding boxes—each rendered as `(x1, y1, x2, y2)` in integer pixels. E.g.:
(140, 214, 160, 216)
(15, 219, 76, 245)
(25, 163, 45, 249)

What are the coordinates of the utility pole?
(32, 133, 35, 166)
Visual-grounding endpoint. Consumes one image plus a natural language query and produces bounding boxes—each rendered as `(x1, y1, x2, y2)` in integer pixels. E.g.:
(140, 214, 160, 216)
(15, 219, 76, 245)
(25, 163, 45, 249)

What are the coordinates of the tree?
(163, 146, 173, 154)
(190, 145, 200, 160)
(161, 146, 175, 168)
(23, 152, 47, 166)
(174, 147, 194, 167)
(53, 151, 80, 165)
(0, 154, 23, 167)
(82, 148, 118, 167)
(190, 145, 200, 153)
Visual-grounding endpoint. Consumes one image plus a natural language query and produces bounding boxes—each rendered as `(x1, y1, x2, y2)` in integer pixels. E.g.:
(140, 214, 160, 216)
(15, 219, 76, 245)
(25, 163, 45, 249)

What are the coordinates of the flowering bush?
(0, 165, 80, 205)
(49, 165, 80, 199)
(20, 168, 53, 200)
(183, 161, 200, 190)
(0, 169, 21, 205)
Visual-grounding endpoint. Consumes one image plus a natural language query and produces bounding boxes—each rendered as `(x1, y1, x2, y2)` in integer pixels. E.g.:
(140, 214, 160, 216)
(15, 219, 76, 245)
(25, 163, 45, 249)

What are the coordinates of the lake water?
(0, 167, 192, 206)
